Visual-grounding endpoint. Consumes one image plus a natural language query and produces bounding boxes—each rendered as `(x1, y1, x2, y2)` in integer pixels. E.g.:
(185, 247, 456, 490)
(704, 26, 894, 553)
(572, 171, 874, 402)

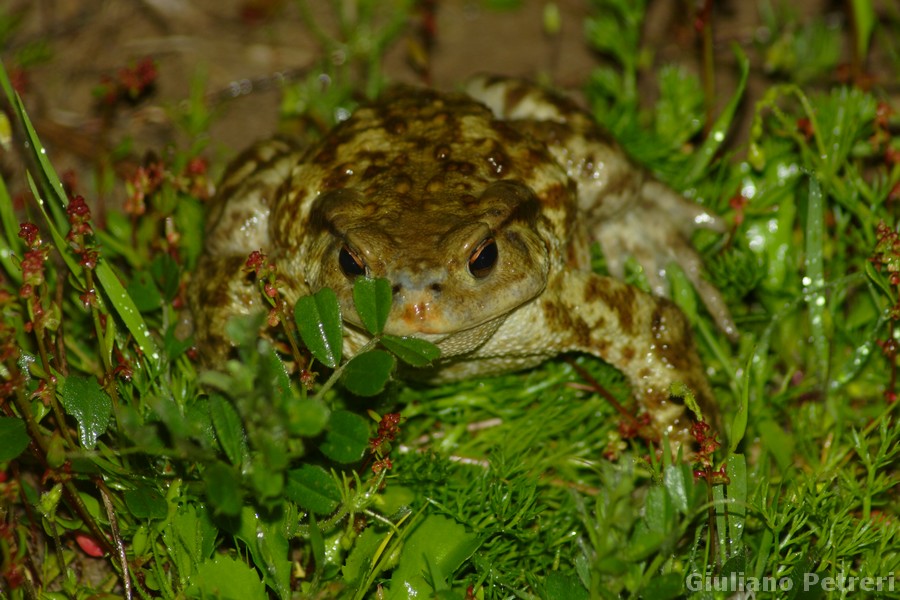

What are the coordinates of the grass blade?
(805, 176, 829, 385)
(676, 45, 748, 188)
(2, 61, 162, 369)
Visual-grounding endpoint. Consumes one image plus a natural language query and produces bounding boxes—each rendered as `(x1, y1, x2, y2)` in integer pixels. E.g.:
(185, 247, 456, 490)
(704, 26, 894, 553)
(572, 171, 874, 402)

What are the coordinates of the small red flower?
(66, 195, 91, 220)
(371, 458, 393, 474)
(80, 289, 97, 309)
(186, 156, 208, 175)
(18, 222, 40, 247)
(245, 250, 267, 274)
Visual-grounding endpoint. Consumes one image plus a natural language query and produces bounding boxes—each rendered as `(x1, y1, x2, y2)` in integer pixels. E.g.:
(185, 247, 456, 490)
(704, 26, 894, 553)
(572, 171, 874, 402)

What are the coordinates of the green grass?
(2, 1, 900, 598)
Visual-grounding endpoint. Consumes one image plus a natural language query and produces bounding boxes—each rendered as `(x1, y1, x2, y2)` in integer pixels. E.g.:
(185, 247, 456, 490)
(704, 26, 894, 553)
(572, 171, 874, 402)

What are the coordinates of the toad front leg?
(541, 270, 717, 450)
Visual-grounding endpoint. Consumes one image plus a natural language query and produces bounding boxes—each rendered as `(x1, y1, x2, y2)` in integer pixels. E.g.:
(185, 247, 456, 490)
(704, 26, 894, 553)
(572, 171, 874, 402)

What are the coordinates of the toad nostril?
(392, 284, 402, 295)
(430, 283, 442, 293)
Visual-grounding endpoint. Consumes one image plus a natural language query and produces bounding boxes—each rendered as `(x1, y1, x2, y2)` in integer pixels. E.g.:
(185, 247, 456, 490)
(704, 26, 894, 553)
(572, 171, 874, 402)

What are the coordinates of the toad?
(191, 77, 734, 447)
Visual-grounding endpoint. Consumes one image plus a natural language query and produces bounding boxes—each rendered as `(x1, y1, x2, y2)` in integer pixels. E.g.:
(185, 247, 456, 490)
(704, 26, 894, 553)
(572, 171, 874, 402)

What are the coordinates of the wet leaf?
(209, 394, 244, 466)
(188, 554, 266, 599)
(285, 465, 340, 515)
(150, 253, 181, 302)
(233, 507, 292, 598)
(639, 573, 683, 599)
(320, 410, 370, 464)
(342, 525, 386, 589)
(204, 461, 242, 517)
(677, 45, 749, 187)
(289, 398, 330, 438)
(0, 417, 28, 461)
(58, 375, 112, 449)
(341, 350, 395, 396)
(294, 288, 343, 368)
(544, 572, 590, 600)
(382, 334, 440, 367)
(163, 504, 217, 579)
(353, 276, 392, 335)
(95, 259, 162, 370)
(387, 514, 480, 598)
(124, 483, 168, 520)
(126, 270, 163, 313)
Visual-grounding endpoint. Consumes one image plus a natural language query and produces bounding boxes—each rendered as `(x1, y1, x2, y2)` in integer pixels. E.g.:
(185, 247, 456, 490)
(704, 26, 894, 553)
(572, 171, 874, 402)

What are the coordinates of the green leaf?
(0, 417, 29, 461)
(233, 506, 292, 598)
(387, 514, 480, 599)
(353, 277, 392, 335)
(294, 288, 343, 368)
(342, 525, 388, 588)
(730, 353, 752, 454)
(260, 345, 294, 402)
(624, 520, 666, 562)
(320, 410, 370, 464)
(544, 572, 589, 600)
(209, 394, 245, 466)
(666, 264, 698, 326)
(662, 464, 691, 515)
(95, 259, 162, 370)
(341, 350, 395, 396)
(726, 454, 748, 544)
(123, 484, 168, 520)
(23, 172, 82, 283)
(677, 44, 749, 187)
(203, 462, 243, 517)
(188, 554, 266, 600)
(175, 196, 206, 267)
(308, 513, 326, 576)
(162, 503, 217, 580)
(285, 465, 340, 515)
(288, 398, 330, 438)
(0, 174, 22, 284)
(248, 452, 285, 500)
(58, 375, 112, 449)
(381, 334, 441, 367)
(643, 484, 674, 535)
(850, 0, 875, 65)
(654, 65, 704, 148)
(757, 419, 795, 474)
(640, 572, 683, 599)
(126, 270, 163, 313)
(163, 323, 194, 360)
(0, 65, 68, 220)
(150, 252, 181, 302)
(804, 176, 829, 379)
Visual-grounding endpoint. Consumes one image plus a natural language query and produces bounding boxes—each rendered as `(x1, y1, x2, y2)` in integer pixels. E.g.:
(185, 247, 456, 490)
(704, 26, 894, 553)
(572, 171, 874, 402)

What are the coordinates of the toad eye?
(468, 237, 498, 279)
(339, 244, 367, 278)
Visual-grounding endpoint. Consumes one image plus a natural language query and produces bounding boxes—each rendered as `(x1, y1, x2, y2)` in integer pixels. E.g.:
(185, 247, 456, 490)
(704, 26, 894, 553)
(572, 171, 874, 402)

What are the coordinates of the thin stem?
(34, 329, 76, 449)
(278, 298, 307, 370)
(85, 268, 120, 410)
(565, 357, 640, 429)
(698, 0, 716, 133)
(10, 388, 117, 557)
(98, 480, 134, 600)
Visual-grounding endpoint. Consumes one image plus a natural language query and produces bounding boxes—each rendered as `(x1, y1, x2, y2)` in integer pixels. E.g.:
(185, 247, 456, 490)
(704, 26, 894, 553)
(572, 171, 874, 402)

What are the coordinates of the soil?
(0, 0, 895, 206)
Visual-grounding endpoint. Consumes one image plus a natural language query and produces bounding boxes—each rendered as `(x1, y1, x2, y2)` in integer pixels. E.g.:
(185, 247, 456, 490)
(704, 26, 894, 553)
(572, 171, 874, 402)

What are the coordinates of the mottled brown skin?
(192, 77, 733, 449)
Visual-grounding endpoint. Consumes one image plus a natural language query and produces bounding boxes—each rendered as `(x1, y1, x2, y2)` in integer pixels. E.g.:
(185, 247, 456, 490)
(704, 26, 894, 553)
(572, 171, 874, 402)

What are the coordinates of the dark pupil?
(469, 238, 498, 278)
(339, 245, 366, 277)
